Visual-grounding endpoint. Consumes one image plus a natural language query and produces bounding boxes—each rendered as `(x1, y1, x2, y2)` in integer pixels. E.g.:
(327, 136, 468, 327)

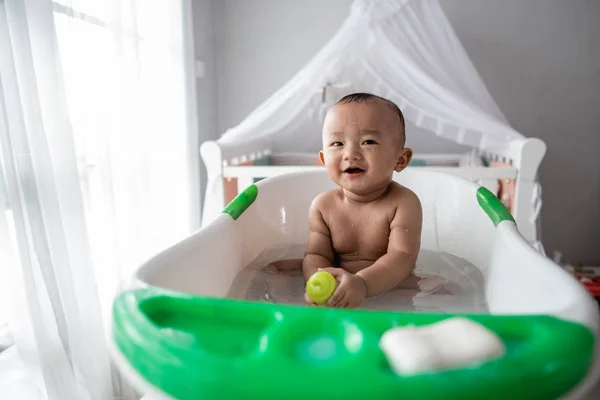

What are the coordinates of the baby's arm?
(356, 191, 422, 298)
(302, 197, 334, 282)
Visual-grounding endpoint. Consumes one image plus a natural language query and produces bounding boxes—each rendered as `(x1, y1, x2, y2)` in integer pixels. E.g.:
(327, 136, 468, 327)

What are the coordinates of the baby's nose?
(343, 145, 362, 160)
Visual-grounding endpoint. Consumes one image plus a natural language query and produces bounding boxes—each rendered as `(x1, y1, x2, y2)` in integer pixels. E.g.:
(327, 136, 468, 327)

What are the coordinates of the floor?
(586, 385, 600, 399)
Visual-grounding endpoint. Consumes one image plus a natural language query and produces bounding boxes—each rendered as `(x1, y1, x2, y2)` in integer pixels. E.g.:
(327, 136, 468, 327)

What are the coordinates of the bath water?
(226, 246, 488, 313)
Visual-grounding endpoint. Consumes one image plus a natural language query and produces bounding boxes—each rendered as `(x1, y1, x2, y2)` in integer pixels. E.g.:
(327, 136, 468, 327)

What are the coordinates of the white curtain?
(0, 0, 197, 398)
(218, 0, 524, 153)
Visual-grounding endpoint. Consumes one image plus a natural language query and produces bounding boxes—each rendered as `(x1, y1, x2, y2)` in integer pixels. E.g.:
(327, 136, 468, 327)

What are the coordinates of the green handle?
(476, 186, 515, 227)
(223, 184, 258, 220)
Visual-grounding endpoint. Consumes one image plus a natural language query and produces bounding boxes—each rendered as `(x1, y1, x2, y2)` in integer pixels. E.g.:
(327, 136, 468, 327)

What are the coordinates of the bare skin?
(302, 99, 423, 308)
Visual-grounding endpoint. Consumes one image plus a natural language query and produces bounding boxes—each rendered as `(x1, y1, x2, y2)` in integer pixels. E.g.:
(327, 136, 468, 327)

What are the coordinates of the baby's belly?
(338, 257, 376, 274)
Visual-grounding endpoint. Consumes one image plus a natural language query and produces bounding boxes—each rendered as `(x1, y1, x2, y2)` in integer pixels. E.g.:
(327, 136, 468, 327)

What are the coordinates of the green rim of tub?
(113, 288, 594, 400)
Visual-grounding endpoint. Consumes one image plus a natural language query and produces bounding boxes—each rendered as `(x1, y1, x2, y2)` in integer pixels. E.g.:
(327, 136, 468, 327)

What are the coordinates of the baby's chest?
(327, 212, 392, 251)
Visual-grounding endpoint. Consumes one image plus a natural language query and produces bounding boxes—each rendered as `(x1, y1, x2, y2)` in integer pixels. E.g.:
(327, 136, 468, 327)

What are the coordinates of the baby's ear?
(319, 151, 325, 165)
(395, 147, 413, 172)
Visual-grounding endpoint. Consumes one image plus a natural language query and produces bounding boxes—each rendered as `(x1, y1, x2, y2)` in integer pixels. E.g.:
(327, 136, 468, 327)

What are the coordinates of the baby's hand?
(304, 291, 317, 306)
(319, 268, 367, 308)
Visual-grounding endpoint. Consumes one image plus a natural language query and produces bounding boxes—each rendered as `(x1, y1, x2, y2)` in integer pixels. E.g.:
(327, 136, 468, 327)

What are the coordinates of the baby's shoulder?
(387, 182, 422, 210)
(310, 188, 342, 212)
(312, 188, 340, 209)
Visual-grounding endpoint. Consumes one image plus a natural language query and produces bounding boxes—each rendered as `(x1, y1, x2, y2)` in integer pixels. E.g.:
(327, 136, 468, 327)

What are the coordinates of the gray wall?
(213, 0, 349, 134)
(440, 0, 600, 265)
(197, 0, 600, 264)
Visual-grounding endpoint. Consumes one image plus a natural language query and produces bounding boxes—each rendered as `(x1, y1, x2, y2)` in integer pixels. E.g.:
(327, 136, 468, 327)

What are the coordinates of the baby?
(302, 93, 423, 308)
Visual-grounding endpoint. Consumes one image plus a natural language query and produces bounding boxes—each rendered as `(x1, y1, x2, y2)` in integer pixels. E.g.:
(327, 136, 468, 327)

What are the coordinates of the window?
(0, 0, 194, 341)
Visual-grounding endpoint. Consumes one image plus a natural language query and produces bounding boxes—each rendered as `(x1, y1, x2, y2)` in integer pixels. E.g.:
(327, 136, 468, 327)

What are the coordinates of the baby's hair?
(335, 92, 406, 146)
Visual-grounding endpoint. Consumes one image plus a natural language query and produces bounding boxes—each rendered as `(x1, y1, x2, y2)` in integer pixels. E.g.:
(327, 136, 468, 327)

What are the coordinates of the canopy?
(217, 0, 524, 153)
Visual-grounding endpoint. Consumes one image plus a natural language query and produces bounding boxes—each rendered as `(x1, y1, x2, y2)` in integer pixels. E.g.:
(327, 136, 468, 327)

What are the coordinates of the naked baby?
(302, 93, 423, 308)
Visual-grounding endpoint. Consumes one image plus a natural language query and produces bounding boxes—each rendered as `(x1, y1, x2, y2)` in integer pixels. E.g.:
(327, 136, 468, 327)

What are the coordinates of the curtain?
(217, 0, 523, 152)
(0, 0, 198, 398)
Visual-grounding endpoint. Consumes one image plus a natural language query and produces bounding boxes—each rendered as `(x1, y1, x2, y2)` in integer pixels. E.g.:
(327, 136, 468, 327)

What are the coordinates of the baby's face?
(320, 101, 412, 197)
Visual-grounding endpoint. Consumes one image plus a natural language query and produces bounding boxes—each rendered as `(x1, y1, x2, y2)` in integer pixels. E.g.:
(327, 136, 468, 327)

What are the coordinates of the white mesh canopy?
(218, 0, 524, 152)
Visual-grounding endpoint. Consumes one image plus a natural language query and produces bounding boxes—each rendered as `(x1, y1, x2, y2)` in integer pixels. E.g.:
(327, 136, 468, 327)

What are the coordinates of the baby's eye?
(362, 139, 377, 145)
(330, 141, 343, 147)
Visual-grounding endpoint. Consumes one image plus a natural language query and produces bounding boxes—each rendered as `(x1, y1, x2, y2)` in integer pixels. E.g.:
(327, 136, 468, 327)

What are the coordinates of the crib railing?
(200, 137, 545, 243)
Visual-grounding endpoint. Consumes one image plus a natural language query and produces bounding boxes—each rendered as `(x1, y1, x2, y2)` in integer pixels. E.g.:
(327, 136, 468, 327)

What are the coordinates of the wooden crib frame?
(200, 136, 546, 243)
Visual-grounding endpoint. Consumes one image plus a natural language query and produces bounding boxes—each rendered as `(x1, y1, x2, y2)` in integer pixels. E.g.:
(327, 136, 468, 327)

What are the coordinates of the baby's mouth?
(343, 167, 365, 175)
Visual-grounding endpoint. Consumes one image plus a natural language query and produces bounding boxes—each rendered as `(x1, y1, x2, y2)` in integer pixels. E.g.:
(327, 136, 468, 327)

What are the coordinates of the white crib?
(200, 136, 546, 243)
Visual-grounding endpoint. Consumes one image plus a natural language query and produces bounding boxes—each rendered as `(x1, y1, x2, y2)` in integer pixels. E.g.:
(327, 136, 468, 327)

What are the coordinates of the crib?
(200, 136, 546, 243)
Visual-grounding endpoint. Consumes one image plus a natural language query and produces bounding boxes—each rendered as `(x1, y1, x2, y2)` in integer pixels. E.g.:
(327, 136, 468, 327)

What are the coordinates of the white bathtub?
(111, 169, 599, 400)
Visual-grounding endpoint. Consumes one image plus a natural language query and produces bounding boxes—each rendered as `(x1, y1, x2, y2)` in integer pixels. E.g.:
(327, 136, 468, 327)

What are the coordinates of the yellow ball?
(306, 271, 337, 305)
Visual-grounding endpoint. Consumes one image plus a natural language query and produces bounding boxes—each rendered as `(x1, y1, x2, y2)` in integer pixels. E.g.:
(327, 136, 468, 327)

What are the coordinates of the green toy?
(306, 271, 337, 304)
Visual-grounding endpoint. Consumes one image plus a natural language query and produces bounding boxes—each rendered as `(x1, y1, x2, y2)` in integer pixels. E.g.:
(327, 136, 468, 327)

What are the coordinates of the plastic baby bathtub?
(111, 169, 600, 400)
